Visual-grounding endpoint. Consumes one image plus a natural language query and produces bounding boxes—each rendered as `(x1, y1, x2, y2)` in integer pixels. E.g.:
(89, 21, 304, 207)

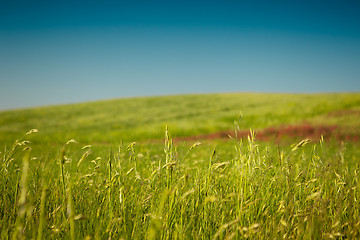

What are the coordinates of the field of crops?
(1, 93, 360, 239)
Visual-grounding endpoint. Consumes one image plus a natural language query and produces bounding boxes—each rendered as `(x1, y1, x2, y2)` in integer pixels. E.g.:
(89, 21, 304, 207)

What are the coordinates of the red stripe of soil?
(174, 124, 359, 143)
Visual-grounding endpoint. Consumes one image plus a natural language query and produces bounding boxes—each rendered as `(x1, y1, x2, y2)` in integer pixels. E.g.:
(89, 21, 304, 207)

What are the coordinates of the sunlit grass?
(1, 93, 359, 239)
(1, 127, 359, 239)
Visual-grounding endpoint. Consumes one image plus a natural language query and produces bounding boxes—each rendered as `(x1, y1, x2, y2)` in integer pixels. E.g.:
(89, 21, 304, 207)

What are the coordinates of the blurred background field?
(1, 93, 360, 150)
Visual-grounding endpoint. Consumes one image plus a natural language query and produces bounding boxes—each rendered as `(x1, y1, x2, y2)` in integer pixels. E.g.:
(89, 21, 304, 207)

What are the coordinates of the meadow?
(1, 93, 360, 239)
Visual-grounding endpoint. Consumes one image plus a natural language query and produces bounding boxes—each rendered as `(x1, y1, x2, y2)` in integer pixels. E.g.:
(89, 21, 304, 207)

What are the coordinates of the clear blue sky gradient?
(1, 0, 360, 110)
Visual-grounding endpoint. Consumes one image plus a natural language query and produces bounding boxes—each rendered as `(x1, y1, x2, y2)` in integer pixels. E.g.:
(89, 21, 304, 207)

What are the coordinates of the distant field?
(1, 93, 360, 148)
(1, 93, 360, 239)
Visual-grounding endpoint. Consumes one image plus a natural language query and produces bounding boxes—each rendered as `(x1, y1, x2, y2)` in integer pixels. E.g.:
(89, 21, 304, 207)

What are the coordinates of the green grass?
(1, 93, 360, 239)
(1, 128, 359, 239)
(1, 93, 360, 149)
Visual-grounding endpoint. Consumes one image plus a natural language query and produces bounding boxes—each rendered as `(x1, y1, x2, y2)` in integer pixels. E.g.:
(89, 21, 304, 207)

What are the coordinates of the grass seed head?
(291, 139, 311, 151)
(26, 129, 39, 135)
(190, 142, 202, 150)
(66, 139, 77, 145)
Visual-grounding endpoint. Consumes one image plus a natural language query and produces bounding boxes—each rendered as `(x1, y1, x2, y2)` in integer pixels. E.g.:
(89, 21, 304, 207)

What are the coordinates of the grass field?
(1, 93, 360, 239)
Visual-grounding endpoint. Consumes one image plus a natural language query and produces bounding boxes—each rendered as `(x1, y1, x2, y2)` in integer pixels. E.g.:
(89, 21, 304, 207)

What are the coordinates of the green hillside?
(1, 92, 360, 239)
(1, 93, 359, 148)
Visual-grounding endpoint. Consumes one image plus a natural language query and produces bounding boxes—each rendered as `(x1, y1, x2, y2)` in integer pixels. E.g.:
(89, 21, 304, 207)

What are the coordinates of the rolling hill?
(1, 92, 359, 148)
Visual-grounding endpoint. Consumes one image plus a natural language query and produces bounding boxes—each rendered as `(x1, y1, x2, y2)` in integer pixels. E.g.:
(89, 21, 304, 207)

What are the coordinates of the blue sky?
(1, 0, 360, 110)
